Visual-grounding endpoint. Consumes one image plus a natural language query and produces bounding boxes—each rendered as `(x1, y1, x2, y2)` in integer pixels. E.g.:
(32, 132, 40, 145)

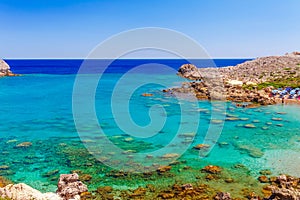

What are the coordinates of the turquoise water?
(0, 71, 300, 193)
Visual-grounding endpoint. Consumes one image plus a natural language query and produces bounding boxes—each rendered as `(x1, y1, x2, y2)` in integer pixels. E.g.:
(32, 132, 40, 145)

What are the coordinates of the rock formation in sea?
(167, 52, 300, 105)
(56, 173, 88, 200)
(0, 173, 88, 200)
(0, 59, 17, 77)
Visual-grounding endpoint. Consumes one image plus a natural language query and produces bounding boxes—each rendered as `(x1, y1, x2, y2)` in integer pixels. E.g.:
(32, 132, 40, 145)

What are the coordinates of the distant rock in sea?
(0, 59, 17, 77)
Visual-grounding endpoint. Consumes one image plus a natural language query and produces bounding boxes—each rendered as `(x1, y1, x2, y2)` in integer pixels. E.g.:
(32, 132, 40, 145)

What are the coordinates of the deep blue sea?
(1, 59, 300, 195)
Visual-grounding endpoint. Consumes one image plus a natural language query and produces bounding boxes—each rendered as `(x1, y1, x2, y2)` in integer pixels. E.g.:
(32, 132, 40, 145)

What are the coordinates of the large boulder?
(57, 173, 88, 200)
(0, 183, 61, 200)
(268, 187, 300, 200)
(267, 175, 300, 200)
(177, 64, 202, 80)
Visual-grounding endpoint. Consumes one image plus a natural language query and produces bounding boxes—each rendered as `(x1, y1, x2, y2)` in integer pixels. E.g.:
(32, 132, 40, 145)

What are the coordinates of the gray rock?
(56, 173, 88, 200)
(177, 64, 202, 80)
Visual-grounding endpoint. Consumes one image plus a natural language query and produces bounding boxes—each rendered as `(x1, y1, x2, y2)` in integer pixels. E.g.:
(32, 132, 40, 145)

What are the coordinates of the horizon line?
(3, 57, 254, 60)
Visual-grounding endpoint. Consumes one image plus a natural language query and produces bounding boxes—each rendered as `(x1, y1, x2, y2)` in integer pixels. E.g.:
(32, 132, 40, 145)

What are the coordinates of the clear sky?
(0, 0, 299, 58)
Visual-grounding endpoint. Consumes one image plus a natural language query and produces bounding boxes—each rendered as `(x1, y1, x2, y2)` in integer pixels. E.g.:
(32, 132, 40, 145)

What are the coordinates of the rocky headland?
(166, 52, 300, 106)
(0, 60, 17, 77)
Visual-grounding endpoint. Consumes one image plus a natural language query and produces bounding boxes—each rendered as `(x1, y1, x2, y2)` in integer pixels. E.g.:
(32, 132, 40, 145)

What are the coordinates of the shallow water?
(0, 63, 300, 196)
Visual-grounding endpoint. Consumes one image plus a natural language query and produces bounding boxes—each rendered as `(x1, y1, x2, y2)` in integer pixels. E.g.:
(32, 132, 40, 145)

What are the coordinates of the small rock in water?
(261, 126, 269, 130)
(214, 192, 232, 200)
(244, 124, 256, 128)
(157, 165, 172, 174)
(218, 142, 229, 147)
(225, 178, 234, 183)
(43, 169, 59, 177)
(258, 175, 269, 183)
(249, 149, 264, 158)
(193, 144, 210, 150)
(276, 112, 287, 115)
(130, 187, 147, 197)
(15, 142, 32, 148)
(123, 137, 134, 142)
(226, 117, 239, 121)
(240, 118, 249, 121)
(141, 93, 153, 97)
(161, 153, 179, 159)
(272, 117, 282, 121)
(276, 124, 284, 127)
(178, 132, 196, 138)
(252, 120, 260, 123)
(259, 169, 272, 175)
(79, 174, 92, 182)
(201, 165, 222, 174)
(211, 119, 224, 124)
(6, 139, 17, 144)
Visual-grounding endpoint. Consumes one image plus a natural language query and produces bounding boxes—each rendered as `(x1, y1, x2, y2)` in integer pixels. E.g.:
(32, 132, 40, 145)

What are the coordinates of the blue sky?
(0, 0, 299, 58)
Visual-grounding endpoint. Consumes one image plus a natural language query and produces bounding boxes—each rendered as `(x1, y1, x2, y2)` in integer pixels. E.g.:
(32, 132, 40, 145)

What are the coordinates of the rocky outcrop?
(0, 59, 16, 77)
(177, 64, 202, 80)
(267, 175, 300, 200)
(57, 173, 88, 200)
(0, 173, 88, 200)
(168, 54, 300, 105)
(0, 183, 61, 200)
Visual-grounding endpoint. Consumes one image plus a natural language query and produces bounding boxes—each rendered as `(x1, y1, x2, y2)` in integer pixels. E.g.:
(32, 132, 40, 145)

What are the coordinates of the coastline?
(171, 52, 300, 107)
(0, 56, 300, 199)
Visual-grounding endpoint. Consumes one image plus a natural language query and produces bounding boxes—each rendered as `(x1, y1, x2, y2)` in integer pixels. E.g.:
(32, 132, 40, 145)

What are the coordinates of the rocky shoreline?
(165, 52, 300, 107)
(1, 172, 300, 200)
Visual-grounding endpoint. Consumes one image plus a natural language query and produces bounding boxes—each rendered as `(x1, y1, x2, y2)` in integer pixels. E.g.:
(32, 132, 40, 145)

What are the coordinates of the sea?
(0, 59, 300, 197)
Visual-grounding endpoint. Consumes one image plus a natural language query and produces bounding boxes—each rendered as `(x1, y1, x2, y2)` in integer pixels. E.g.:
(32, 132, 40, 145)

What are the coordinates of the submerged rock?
(16, 142, 32, 148)
(244, 124, 256, 128)
(157, 165, 172, 174)
(214, 192, 232, 200)
(193, 144, 210, 150)
(201, 165, 222, 174)
(161, 153, 179, 159)
(141, 93, 153, 97)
